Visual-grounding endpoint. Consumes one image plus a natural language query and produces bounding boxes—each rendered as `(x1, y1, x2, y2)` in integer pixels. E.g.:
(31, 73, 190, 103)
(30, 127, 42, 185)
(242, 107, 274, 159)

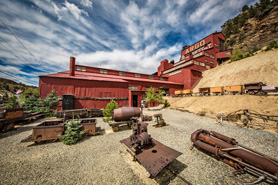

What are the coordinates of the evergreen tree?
(103, 99, 119, 122)
(242, 5, 249, 12)
(60, 119, 85, 145)
(4, 96, 19, 108)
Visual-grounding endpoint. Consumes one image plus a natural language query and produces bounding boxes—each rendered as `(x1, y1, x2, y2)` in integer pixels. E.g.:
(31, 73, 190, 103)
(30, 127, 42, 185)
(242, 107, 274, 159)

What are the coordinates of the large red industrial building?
(39, 32, 231, 109)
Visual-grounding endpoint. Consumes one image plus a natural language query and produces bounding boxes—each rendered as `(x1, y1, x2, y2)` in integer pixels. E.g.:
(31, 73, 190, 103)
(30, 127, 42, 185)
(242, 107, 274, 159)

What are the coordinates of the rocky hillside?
(165, 49, 278, 120)
(222, 0, 278, 51)
(193, 49, 278, 91)
(0, 78, 37, 95)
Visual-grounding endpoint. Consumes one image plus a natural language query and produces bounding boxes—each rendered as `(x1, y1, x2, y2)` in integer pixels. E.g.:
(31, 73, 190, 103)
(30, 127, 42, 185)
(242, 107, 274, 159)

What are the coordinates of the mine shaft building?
(39, 32, 231, 110)
(39, 57, 183, 110)
(157, 32, 232, 89)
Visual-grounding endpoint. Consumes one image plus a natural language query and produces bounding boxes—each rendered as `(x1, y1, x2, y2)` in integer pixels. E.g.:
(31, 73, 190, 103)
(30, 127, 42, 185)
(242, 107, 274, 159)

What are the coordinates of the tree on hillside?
(242, 5, 249, 12)
(248, 5, 257, 18)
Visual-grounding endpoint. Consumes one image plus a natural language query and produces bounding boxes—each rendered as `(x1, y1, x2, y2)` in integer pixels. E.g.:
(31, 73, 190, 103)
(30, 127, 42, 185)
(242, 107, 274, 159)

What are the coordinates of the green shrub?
(103, 99, 118, 122)
(164, 99, 170, 108)
(251, 46, 261, 52)
(22, 89, 59, 116)
(156, 89, 165, 104)
(4, 96, 20, 108)
(229, 38, 236, 46)
(239, 31, 246, 41)
(60, 119, 85, 145)
(145, 87, 157, 104)
(230, 47, 244, 61)
(198, 109, 207, 116)
(269, 40, 277, 48)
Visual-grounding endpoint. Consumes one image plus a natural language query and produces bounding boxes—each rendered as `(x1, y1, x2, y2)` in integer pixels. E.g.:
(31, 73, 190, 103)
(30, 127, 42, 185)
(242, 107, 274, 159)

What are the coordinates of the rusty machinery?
(191, 129, 278, 184)
(153, 113, 166, 127)
(120, 118, 182, 177)
(110, 107, 141, 131)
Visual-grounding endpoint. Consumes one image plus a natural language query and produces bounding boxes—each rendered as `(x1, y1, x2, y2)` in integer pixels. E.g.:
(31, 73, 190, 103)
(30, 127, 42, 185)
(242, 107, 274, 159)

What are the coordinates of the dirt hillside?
(166, 49, 278, 116)
(193, 49, 278, 92)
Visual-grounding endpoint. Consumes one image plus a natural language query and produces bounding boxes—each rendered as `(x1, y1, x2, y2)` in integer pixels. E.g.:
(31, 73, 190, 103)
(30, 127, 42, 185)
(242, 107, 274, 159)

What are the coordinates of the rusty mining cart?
(0, 108, 24, 132)
(109, 107, 141, 132)
(29, 118, 100, 143)
(120, 118, 182, 177)
(191, 129, 278, 184)
(153, 113, 166, 127)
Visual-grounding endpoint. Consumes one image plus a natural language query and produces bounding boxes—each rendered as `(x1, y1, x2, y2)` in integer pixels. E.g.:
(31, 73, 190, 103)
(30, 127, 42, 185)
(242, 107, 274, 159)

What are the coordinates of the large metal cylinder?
(112, 107, 141, 122)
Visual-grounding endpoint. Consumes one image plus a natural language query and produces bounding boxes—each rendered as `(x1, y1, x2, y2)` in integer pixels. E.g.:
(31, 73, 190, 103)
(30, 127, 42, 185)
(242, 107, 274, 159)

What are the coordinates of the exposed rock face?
(223, 7, 278, 52)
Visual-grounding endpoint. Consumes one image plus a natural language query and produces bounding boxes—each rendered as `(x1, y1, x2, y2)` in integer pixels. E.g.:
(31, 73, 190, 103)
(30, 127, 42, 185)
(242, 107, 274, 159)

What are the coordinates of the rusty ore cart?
(0, 108, 24, 132)
(210, 86, 224, 95)
(199, 87, 210, 96)
(31, 120, 64, 142)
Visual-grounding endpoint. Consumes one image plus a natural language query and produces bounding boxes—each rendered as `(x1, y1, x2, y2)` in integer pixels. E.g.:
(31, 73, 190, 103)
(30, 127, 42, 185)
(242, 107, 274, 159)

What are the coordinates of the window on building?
(214, 44, 218, 48)
(210, 54, 214, 59)
(226, 51, 231, 55)
(194, 60, 199, 65)
(135, 74, 140, 78)
(160, 77, 164, 81)
(128, 86, 137, 90)
(206, 65, 210, 69)
(100, 69, 107, 74)
(205, 59, 208, 63)
(181, 55, 185, 60)
(205, 52, 209, 57)
(210, 61, 214, 65)
(77, 66, 82, 71)
(119, 72, 125, 76)
(81, 67, 86, 71)
(200, 62, 205, 67)
(148, 75, 153, 79)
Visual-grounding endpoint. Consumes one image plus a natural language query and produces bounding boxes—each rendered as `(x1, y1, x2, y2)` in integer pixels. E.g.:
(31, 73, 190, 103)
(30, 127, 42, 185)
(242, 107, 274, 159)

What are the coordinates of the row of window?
(99, 69, 164, 80)
(77, 66, 164, 80)
(194, 60, 212, 69)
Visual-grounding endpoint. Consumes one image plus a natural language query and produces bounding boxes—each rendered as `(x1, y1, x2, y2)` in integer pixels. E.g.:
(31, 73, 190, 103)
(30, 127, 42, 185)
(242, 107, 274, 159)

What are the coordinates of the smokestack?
(69, 56, 75, 76)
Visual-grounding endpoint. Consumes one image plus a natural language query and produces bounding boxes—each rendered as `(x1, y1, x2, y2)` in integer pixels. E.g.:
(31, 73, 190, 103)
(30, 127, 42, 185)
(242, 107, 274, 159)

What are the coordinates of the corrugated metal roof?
(40, 72, 129, 83)
(40, 71, 183, 86)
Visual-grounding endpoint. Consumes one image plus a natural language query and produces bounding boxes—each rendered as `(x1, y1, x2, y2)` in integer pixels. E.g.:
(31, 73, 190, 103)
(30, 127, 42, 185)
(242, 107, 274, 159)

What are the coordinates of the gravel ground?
(0, 109, 277, 185)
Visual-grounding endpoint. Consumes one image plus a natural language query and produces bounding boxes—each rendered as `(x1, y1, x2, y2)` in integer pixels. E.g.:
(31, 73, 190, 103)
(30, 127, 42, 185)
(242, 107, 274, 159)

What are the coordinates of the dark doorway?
(63, 94, 74, 110)
(132, 95, 138, 107)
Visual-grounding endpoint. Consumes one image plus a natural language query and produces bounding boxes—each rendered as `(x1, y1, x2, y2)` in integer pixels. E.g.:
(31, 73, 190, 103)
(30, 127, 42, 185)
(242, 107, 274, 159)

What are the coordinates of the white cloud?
(76, 43, 181, 74)
(81, 0, 93, 8)
(52, 1, 89, 21)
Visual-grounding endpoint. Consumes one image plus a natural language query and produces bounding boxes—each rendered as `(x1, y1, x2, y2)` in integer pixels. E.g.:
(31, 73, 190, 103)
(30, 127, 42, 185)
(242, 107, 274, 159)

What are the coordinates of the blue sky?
(0, 0, 258, 86)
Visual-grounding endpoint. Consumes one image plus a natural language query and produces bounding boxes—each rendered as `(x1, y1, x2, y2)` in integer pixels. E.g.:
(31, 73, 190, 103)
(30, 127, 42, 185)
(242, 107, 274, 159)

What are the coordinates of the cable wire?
(0, 70, 37, 86)
(0, 18, 42, 65)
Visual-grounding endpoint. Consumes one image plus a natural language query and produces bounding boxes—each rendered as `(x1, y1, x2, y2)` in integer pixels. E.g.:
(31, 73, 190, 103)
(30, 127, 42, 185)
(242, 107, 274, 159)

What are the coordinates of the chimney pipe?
(69, 56, 75, 76)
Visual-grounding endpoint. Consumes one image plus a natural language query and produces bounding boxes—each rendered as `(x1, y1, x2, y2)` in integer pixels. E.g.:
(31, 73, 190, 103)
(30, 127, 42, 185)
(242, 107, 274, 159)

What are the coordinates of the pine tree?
(103, 99, 119, 122)
(60, 119, 85, 145)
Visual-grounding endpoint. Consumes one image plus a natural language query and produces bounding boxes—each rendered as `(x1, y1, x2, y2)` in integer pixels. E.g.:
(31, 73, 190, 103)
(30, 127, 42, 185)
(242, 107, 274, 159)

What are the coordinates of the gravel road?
(0, 109, 277, 185)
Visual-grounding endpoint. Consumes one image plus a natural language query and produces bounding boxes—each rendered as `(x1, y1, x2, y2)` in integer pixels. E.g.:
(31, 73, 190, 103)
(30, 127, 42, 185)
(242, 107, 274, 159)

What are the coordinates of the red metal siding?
(39, 77, 129, 110)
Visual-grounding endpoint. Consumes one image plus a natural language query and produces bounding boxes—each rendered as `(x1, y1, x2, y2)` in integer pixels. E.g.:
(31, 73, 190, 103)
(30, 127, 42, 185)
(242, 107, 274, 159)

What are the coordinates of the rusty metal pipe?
(198, 133, 278, 176)
(112, 107, 141, 122)
(210, 131, 238, 145)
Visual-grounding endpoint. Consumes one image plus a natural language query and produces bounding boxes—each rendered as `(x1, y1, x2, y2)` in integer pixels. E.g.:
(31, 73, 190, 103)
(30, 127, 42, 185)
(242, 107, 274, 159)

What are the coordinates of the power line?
(0, 18, 42, 65)
(0, 57, 40, 76)
(0, 35, 28, 62)
(0, 70, 37, 86)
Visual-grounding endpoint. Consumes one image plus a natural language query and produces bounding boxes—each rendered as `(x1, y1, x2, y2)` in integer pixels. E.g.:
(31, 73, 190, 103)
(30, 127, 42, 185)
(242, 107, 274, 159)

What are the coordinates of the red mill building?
(39, 32, 231, 109)
(158, 32, 232, 89)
